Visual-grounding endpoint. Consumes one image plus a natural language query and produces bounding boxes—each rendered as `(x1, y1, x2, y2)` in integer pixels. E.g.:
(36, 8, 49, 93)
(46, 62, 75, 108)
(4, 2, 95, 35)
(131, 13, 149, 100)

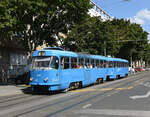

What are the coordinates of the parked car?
(135, 67, 145, 72)
(145, 68, 150, 71)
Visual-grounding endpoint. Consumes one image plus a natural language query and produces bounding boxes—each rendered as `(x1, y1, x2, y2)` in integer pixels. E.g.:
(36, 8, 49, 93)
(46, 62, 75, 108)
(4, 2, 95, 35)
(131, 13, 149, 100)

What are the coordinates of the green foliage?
(143, 44, 150, 63)
(65, 16, 105, 55)
(0, 0, 149, 63)
(65, 17, 149, 62)
(0, 0, 92, 52)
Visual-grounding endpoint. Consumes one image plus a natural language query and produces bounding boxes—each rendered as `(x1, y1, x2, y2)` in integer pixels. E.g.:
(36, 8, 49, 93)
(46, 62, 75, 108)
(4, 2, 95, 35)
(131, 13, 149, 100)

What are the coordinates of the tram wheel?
(106, 76, 110, 81)
(116, 75, 120, 80)
(96, 78, 103, 84)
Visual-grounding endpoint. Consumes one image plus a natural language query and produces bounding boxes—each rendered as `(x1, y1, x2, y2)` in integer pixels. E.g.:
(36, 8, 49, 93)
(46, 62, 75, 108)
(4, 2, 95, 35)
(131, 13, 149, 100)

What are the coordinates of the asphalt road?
(0, 71, 150, 117)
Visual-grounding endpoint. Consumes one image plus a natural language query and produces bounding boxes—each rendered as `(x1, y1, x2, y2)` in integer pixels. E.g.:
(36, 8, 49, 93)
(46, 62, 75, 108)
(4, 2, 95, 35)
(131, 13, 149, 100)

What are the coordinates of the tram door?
(84, 59, 91, 85)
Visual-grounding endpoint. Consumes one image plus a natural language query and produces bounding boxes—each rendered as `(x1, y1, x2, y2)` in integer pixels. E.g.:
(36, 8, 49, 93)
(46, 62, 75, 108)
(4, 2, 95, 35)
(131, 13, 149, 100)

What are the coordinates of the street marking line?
(127, 86, 134, 89)
(70, 89, 96, 92)
(99, 88, 113, 91)
(115, 86, 134, 90)
(130, 90, 150, 100)
(75, 109, 150, 117)
(115, 88, 126, 90)
(70, 86, 134, 93)
(82, 104, 92, 109)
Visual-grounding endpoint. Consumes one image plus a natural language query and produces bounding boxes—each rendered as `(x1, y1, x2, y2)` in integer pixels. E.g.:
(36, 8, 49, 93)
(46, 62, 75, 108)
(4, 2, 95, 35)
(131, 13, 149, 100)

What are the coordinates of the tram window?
(114, 61, 117, 67)
(104, 60, 107, 68)
(109, 61, 113, 68)
(117, 62, 119, 67)
(91, 59, 95, 68)
(124, 63, 126, 67)
(116, 62, 118, 67)
(61, 57, 69, 69)
(122, 62, 124, 67)
(71, 57, 77, 69)
(78, 58, 84, 68)
(121, 62, 123, 67)
(100, 60, 103, 68)
(32, 56, 59, 69)
(51, 56, 59, 69)
(85, 58, 90, 68)
(119, 62, 121, 67)
(127, 63, 129, 67)
(125, 63, 127, 67)
(117, 62, 120, 67)
(112, 62, 114, 67)
(96, 60, 99, 68)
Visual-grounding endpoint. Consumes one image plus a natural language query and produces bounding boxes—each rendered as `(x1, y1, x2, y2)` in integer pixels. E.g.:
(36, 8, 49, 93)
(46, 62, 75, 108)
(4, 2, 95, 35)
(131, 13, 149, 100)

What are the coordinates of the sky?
(92, 0, 150, 41)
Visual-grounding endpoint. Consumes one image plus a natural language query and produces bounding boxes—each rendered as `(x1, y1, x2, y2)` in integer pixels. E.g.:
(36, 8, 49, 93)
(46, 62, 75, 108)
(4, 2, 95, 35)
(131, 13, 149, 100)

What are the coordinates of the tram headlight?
(30, 77, 33, 81)
(44, 77, 48, 82)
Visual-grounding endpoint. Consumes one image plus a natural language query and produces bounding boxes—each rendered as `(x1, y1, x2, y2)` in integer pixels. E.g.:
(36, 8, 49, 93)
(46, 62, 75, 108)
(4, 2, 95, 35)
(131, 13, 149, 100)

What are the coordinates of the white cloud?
(129, 8, 150, 25)
(129, 9, 150, 42)
(130, 17, 145, 25)
(137, 9, 150, 20)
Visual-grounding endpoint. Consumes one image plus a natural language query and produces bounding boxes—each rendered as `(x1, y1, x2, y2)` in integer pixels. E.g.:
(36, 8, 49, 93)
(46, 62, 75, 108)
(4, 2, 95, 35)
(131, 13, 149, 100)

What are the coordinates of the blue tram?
(30, 47, 129, 91)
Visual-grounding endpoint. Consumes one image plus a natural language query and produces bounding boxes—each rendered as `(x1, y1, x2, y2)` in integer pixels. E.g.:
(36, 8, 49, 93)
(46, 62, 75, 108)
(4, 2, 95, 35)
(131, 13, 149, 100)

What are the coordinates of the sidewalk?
(0, 85, 31, 97)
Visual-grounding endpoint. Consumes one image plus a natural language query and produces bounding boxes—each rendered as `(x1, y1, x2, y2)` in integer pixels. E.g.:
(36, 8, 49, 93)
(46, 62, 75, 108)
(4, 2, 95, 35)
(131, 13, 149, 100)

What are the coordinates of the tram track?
(44, 74, 149, 117)
(44, 72, 150, 117)
(0, 95, 46, 109)
(12, 72, 150, 117)
(0, 94, 31, 104)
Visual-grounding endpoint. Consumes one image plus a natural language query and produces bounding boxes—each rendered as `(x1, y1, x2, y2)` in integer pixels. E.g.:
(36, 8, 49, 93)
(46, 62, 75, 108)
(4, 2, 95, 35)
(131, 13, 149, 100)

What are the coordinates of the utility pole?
(104, 40, 106, 56)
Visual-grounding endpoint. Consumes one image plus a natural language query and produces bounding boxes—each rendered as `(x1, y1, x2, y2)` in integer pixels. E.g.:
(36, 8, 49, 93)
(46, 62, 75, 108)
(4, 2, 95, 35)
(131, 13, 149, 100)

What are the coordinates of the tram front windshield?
(32, 56, 59, 70)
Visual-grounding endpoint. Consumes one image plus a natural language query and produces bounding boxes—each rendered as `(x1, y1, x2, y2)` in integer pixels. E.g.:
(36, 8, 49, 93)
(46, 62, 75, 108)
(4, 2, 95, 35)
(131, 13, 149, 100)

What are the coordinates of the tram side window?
(117, 62, 120, 67)
(91, 59, 95, 68)
(78, 58, 84, 68)
(119, 62, 121, 67)
(123, 62, 125, 67)
(127, 63, 129, 67)
(85, 58, 90, 68)
(71, 57, 77, 69)
(114, 61, 117, 67)
(104, 60, 107, 68)
(96, 60, 99, 68)
(100, 60, 103, 68)
(61, 57, 69, 69)
(124, 62, 126, 67)
(109, 61, 113, 68)
(121, 62, 123, 67)
(125, 63, 127, 67)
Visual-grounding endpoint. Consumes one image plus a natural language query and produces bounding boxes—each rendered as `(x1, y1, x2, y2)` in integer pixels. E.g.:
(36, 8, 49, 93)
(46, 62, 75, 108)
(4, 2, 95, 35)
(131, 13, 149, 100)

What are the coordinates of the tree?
(0, 0, 92, 52)
(116, 22, 148, 61)
(64, 16, 106, 55)
(0, 1, 16, 47)
(143, 44, 150, 67)
(65, 17, 149, 62)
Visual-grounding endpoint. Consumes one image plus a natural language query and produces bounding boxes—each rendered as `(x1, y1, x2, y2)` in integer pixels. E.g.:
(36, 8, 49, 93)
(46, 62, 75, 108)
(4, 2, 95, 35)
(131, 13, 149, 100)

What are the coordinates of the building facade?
(89, 1, 112, 21)
(0, 44, 28, 84)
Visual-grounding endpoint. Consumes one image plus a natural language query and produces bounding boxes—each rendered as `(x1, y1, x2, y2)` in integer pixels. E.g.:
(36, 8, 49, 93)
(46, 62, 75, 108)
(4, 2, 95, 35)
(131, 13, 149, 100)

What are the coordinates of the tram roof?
(33, 48, 128, 62)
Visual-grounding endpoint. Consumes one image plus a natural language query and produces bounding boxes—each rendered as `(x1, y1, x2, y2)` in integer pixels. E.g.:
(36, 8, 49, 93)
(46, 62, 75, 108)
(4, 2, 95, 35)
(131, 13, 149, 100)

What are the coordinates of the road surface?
(0, 71, 150, 117)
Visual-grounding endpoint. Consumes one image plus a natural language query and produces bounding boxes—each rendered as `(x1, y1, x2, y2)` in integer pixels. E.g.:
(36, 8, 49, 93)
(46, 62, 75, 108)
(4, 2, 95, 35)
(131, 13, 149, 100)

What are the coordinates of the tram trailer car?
(30, 47, 129, 92)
